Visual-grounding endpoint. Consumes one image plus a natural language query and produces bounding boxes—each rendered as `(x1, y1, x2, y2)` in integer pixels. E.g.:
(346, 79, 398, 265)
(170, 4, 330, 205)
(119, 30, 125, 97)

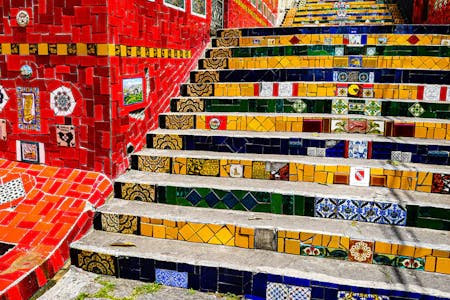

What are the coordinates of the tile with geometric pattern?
(155, 268, 188, 288)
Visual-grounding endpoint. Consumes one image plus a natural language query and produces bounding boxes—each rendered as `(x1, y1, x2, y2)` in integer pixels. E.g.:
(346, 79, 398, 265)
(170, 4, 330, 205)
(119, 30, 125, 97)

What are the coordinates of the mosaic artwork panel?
(121, 183, 156, 202)
(155, 268, 188, 288)
(191, 0, 206, 17)
(56, 125, 76, 147)
(337, 291, 389, 300)
(347, 140, 368, 159)
(18, 140, 41, 164)
(0, 178, 26, 205)
(17, 87, 41, 131)
(50, 86, 76, 116)
(164, 0, 186, 10)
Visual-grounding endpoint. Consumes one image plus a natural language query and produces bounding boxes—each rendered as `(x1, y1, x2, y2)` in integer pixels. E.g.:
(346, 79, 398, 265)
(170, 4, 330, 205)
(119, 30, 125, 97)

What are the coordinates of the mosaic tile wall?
(71, 248, 450, 299)
(148, 132, 450, 165)
(0, 0, 212, 178)
(114, 181, 450, 230)
(224, 0, 275, 28)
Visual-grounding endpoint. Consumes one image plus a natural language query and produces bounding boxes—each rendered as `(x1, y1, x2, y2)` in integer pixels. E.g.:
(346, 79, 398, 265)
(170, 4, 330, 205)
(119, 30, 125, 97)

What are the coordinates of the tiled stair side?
(71, 231, 450, 299)
(93, 199, 450, 275)
(129, 148, 450, 194)
(158, 112, 450, 142)
(114, 171, 450, 231)
(170, 97, 450, 119)
(146, 129, 450, 165)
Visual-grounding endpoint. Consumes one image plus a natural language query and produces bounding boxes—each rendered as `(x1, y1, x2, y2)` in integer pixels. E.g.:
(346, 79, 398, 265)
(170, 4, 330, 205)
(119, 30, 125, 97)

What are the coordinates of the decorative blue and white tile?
(335, 47, 344, 56)
(278, 82, 293, 97)
(155, 268, 188, 288)
(364, 100, 381, 116)
(381, 203, 407, 225)
(334, 71, 348, 82)
(348, 140, 368, 159)
(0, 178, 26, 205)
(336, 199, 360, 220)
(401, 152, 412, 163)
(359, 201, 383, 223)
(391, 151, 402, 162)
(50, 86, 76, 116)
(408, 103, 425, 117)
(260, 82, 273, 97)
(266, 282, 288, 300)
(358, 72, 371, 83)
(349, 167, 370, 186)
(314, 197, 338, 218)
(332, 98, 348, 114)
(337, 291, 389, 300)
(289, 286, 311, 300)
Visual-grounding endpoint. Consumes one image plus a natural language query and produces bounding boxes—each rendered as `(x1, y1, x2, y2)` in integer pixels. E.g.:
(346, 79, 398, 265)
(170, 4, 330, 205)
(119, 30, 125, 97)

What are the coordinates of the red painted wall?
(0, 0, 211, 178)
(224, 0, 276, 28)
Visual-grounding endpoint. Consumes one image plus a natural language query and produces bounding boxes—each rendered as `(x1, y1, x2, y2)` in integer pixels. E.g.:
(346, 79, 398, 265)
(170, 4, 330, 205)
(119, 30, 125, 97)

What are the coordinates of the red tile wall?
(0, 0, 211, 178)
(224, 0, 274, 28)
(425, 0, 450, 23)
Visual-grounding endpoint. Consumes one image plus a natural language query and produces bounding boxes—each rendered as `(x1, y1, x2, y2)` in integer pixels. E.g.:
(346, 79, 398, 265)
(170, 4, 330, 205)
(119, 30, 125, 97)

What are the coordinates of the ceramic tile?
(366, 47, 376, 56)
(17, 87, 41, 131)
(314, 197, 338, 218)
(0, 119, 5, 140)
(307, 147, 317, 157)
(77, 251, 116, 276)
(278, 82, 293, 97)
(432, 173, 450, 194)
(0, 85, 10, 111)
(335, 47, 344, 56)
(0, 178, 26, 205)
(121, 183, 155, 202)
(364, 100, 381, 116)
(230, 164, 244, 178)
(336, 199, 360, 220)
(349, 167, 370, 186)
(155, 268, 188, 288)
(391, 151, 402, 162)
(50, 86, 76, 116)
(56, 125, 76, 147)
(260, 82, 273, 97)
(337, 291, 389, 300)
(266, 282, 288, 299)
(423, 85, 441, 101)
(291, 99, 307, 113)
(401, 152, 412, 163)
(348, 240, 374, 263)
(348, 56, 362, 68)
(408, 103, 425, 117)
(348, 140, 368, 159)
(332, 99, 348, 114)
(316, 148, 326, 157)
(268, 162, 289, 180)
(289, 285, 311, 300)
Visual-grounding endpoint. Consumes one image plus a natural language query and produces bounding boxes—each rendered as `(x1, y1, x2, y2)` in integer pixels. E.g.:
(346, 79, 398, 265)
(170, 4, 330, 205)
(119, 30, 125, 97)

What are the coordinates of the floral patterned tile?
(348, 240, 374, 263)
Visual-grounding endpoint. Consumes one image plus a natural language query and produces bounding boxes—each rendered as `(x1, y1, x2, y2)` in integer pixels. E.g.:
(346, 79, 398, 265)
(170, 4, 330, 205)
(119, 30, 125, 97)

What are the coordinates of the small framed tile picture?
(121, 76, 145, 114)
(0, 119, 6, 140)
(164, 0, 186, 11)
(17, 140, 44, 164)
(191, 0, 206, 17)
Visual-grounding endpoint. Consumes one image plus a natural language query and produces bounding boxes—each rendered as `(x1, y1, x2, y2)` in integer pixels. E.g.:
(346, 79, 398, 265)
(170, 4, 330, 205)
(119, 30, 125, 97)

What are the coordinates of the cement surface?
(99, 199, 450, 250)
(72, 230, 450, 298)
(116, 171, 450, 208)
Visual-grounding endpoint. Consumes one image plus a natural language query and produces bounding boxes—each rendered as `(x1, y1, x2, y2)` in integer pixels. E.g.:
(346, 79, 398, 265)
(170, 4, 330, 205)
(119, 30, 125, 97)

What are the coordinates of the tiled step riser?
(180, 82, 450, 103)
(114, 181, 450, 230)
(198, 56, 449, 71)
(70, 247, 443, 300)
(93, 211, 449, 274)
(130, 154, 450, 194)
(147, 133, 450, 165)
(206, 46, 450, 59)
(190, 69, 450, 85)
(159, 114, 450, 141)
(170, 98, 450, 119)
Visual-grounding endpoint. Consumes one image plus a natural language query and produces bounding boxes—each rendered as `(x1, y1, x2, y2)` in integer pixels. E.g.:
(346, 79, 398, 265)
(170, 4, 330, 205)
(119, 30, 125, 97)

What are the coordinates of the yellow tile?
(278, 230, 286, 238)
(303, 165, 315, 177)
(207, 236, 223, 245)
(386, 176, 401, 189)
(415, 126, 427, 138)
(285, 231, 299, 239)
(314, 171, 327, 184)
(277, 238, 284, 252)
(426, 128, 435, 139)
(311, 234, 322, 246)
(425, 256, 437, 272)
(140, 223, 153, 237)
(418, 172, 433, 186)
(436, 257, 450, 274)
(77, 43, 88, 56)
(374, 241, 391, 254)
(151, 218, 163, 225)
(216, 227, 234, 244)
(434, 127, 446, 139)
(401, 177, 417, 191)
(19, 43, 29, 55)
(300, 232, 314, 243)
(414, 247, 432, 258)
(56, 43, 67, 55)
(178, 223, 195, 241)
(432, 249, 450, 258)
(163, 219, 176, 227)
(326, 173, 334, 184)
(397, 245, 415, 257)
(337, 165, 350, 173)
(166, 227, 178, 240)
(321, 234, 331, 247)
(391, 244, 398, 255)
(416, 185, 432, 193)
(340, 236, 349, 249)
(196, 115, 206, 130)
(152, 225, 166, 239)
(371, 168, 384, 176)
(285, 239, 300, 254)
(235, 234, 249, 248)
(198, 225, 215, 243)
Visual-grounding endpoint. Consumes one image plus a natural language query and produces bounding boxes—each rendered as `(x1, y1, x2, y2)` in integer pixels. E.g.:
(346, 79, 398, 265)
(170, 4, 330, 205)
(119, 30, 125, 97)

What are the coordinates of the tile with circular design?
(348, 239, 374, 263)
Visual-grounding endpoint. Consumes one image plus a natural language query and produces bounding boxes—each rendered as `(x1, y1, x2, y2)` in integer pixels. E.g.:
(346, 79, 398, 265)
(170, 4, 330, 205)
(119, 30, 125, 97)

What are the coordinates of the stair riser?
(159, 114, 450, 141)
(92, 212, 449, 274)
(70, 247, 443, 299)
(147, 133, 450, 165)
(114, 181, 450, 230)
(170, 97, 450, 119)
(190, 69, 450, 85)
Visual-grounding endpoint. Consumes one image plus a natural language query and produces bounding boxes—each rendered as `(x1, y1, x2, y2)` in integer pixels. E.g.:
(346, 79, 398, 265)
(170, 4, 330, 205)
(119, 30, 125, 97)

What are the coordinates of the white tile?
(349, 167, 370, 186)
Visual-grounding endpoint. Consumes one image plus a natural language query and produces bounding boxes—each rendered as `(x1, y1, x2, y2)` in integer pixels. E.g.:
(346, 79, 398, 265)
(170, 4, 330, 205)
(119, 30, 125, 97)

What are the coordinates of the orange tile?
(436, 257, 450, 274)
(425, 256, 437, 272)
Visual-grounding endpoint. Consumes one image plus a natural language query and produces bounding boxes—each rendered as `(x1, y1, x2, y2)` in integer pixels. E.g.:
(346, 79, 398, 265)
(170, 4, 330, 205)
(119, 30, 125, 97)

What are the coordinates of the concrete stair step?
(89, 199, 450, 276)
(70, 230, 450, 298)
(129, 148, 450, 194)
(113, 170, 450, 230)
(146, 129, 450, 166)
(158, 112, 450, 141)
(189, 69, 450, 85)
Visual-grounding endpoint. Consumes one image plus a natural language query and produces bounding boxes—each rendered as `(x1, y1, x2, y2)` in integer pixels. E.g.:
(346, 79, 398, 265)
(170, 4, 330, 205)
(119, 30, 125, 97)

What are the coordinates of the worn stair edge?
(161, 112, 450, 125)
(148, 128, 450, 146)
(97, 199, 450, 251)
(132, 148, 450, 174)
(115, 171, 450, 209)
(71, 230, 450, 298)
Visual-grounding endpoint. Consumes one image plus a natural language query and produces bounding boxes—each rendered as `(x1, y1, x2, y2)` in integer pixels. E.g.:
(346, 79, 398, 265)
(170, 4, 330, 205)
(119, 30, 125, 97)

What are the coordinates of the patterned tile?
(396, 256, 425, 270)
(381, 203, 407, 225)
(348, 240, 374, 263)
(0, 85, 10, 111)
(0, 178, 26, 205)
(278, 82, 293, 97)
(291, 99, 307, 113)
(50, 86, 76, 116)
(349, 167, 370, 186)
(366, 47, 376, 56)
(289, 286, 311, 300)
(337, 291, 389, 300)
(432, 173, 450, 194)
(332, 98, 348, 114)
(186, 158, 220, 176)
(165, 115, 195, 129)
(336, 199, 360, 220)
(153, 134, 183, 150)
(266, 282, 288, 300)
(138, 156, 171, 173)
(121, 183, 155, 202)
(401, 152, 412, 163)
(176, 98, 204, 112)
(348, 140, 368, 159)
(316, 148, 326, 157)
(348, 56, 362, 67)
(155, 268, 188, 288)
(335, 47, 344, 56)
(268, 162, 289, 180)
(391, 151, 402, 162)
(314, 197, 337, 218)
(300, 244, 326, 257)
(423, 85, 440, 101)
(77, 250, 116, 276)
(307, 147, 317, 156)
(260, 82, 273, 97)
(364, 100, 381, 116)
(408, 103, 425, 117)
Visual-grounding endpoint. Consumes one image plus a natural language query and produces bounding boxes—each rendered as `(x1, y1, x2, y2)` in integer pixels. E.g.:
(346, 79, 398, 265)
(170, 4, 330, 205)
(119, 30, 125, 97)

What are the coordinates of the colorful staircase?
(70, 1, 450, 299)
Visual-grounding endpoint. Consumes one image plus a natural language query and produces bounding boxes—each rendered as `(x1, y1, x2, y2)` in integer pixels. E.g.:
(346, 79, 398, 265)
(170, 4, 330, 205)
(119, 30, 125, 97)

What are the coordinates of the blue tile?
(283, 276, 310, 287)
(177, 263, 196, 274)
(324, 287, 338, 299)
(200, 266, 217, 292)
(311, 286, 324, 299)
(219, 273, 243, 285)
(188, 274, 200, 290)
(139, 258, 154, 281)
(218, 283, 243, 295)
(252, 273, 268, 297)
(267, 274, 283, 283)
(155, 268, 188, 288)
(117, 256, 140, 280)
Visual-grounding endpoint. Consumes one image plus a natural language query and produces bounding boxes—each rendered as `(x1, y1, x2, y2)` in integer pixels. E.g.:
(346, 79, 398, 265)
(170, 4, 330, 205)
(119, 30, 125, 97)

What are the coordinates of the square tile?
(346, 119, 367, 134)
(423, 85, 440, 101)
(381, 203, 407, 225)
(260, 82, 273, 97)
(289, 286, 311, 300)
(349, 167, 370, 186)
(56, 125, 76, 147)
(278, 82, 293, 97)
(348, 240, 374, 263)
(0, 178, 26, 205)
(336, 85, 348, 97)
(268, 162, 289, 180)
(348, 140, 368, 159)
(291, 99, 307, 113)
(359, 201, 383, 223)
(336, 199, 360, 220)
(334, 71, 348, 82)
(366, 47, 376, 56)
(307, 147, 317, 157)
(155, 268, 188, 288)
(364, 100, 381, 116)
(267, 282, 288, 300)
(348, 56, 362, 68)
(334, 47, 344, 56)
(367, 120, 384, 135)
(314, 197, 338, 218)
(230, 164, 243, 178)
(401, 152, 412, 163)
(324, 37, 332, 45)
(331, 119, 347, 133)
(348, 34, 362, 45)
(332, 98, 348, 114)
(391, 151, 402, 162)
(432, 173, 450, 194)
(316, 148, 326, 157)
(408, 103, 425, 117)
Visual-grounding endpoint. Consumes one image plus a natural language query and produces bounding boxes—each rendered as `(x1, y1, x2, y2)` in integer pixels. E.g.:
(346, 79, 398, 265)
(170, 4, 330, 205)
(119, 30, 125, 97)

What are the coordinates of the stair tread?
(149, 128, 450, 146)
(116, 171, 450, 208)
(161, 111, 450, 124)
(100, 199, 450, 250)
(72, 230, 450, 297)
(133, 148, 450, 173)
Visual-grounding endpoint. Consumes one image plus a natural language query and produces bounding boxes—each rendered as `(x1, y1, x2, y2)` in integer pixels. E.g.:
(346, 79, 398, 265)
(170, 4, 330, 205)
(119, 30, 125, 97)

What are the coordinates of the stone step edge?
(160, 111, 450, 124)
(147, 128, 450, 146)
(114, 171, 450, 209)
(132, 148, 450, 174)
(96, 199, 450, 251)
(70, 230, 450, 298)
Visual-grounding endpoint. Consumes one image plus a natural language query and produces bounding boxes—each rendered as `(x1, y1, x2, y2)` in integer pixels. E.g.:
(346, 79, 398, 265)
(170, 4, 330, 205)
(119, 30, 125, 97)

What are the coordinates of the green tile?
(270, 194, 283, 214)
